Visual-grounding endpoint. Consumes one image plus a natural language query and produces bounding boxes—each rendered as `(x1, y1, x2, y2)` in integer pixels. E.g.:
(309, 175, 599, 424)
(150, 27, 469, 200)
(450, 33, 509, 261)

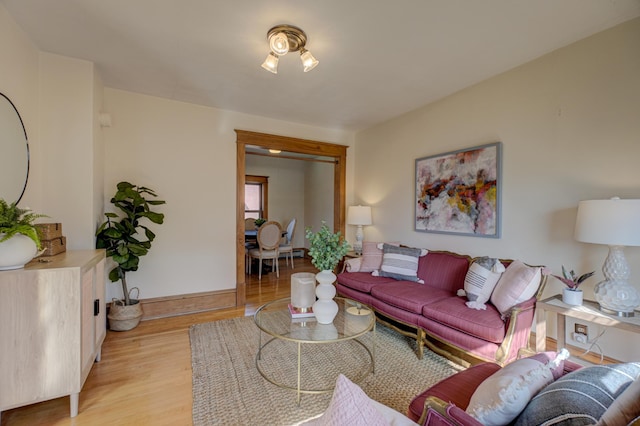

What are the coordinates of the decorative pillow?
(359, 241, 400, 273)
(372, 243, 427, 283)
(300, 374, 418, 426)
(466, 350, 570, 426)
(515, 363, 640, 426)
(597, 377, 640, 426)
(458, 257, 505, 310)
(490, 260, 542, 315)
(345, 257, 362, 272)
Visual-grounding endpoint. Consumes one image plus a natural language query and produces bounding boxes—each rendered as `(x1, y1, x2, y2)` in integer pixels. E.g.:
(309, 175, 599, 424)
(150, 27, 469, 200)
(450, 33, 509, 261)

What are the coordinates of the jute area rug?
(190, 316, 464, 426)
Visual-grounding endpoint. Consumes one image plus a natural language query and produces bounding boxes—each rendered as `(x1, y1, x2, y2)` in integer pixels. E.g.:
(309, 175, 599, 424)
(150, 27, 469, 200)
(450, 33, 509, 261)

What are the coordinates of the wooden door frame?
(236, 129, 348, 306)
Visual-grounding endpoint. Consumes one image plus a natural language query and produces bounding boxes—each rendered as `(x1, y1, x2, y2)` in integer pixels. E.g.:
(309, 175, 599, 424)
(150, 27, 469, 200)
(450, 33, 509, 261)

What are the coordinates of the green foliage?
(305, 221, 350, 272)
(96, 182, 166, 305)
(0, 199, 47, 249)
(254, 218, 266, 227)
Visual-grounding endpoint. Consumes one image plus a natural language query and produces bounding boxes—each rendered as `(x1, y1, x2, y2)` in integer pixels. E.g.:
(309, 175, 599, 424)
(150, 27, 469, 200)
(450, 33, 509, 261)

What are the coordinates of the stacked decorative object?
(304, 221, 350, 324)
(36, 223, 67, 257)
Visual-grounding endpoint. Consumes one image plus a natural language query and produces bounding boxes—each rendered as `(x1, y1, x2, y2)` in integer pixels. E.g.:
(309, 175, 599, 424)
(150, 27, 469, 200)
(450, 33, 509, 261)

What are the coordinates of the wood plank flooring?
(1, 257, 317, 426)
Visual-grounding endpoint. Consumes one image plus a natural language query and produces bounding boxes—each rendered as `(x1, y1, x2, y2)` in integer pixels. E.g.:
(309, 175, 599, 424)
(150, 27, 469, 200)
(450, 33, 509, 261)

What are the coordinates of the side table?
(535, 294, 640, 353)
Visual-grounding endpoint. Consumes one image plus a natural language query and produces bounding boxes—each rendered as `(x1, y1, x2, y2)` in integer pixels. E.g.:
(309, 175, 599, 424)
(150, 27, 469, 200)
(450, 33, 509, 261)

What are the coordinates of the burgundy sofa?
(336, 250, 547, 366)
(407, 354, 584, 425)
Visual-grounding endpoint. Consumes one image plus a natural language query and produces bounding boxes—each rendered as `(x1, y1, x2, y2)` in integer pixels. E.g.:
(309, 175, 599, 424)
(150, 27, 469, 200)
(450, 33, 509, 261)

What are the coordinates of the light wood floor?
(2, 257, 317, 426)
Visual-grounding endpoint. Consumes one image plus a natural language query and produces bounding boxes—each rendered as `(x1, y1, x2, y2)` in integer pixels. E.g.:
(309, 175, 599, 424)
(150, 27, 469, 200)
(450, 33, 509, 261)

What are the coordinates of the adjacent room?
(1, 0, 639, 425)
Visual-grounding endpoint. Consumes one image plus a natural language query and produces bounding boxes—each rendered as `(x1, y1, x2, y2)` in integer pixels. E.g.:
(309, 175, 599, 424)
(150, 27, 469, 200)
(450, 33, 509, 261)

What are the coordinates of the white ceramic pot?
(313, 269, 339, 324)
(0, 233, 38, 270)
(562, 288, 583, 306)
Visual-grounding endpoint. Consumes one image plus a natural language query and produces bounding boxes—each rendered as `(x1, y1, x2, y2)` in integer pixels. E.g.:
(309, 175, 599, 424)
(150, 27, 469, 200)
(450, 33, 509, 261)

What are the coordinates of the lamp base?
(594, 279, 639, 318)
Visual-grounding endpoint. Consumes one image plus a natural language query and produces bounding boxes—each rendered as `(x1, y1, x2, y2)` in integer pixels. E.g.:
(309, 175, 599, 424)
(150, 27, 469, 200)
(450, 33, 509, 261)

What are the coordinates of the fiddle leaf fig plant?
(96, 182, 166, 305)
(0, 198, 47, 249)
(305, 221, 350, 272)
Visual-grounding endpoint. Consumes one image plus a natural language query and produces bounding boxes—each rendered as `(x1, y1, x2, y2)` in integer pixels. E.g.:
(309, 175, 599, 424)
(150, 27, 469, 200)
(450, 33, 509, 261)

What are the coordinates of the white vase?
(0, 233, 38, 271)
(562, 288, 583, 306)
(313, 269, 339, 324)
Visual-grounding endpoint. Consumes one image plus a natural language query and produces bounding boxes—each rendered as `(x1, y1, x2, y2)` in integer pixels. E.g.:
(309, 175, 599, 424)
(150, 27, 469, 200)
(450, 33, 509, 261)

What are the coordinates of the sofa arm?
(418, 397, 484, 426)
(494, 297, 537, 365)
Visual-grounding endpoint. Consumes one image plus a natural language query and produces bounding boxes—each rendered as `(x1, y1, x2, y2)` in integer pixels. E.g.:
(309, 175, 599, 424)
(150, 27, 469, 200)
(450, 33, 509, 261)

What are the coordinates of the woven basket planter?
(108, 299, 143, 331)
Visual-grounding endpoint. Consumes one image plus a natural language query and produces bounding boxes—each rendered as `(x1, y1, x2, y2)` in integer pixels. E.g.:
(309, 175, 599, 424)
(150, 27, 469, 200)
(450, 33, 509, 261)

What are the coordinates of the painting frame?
(415, 142, 502, 238)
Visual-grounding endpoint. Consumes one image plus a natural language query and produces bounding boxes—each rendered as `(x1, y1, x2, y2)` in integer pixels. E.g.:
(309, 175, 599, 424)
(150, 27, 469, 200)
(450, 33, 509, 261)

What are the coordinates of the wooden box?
(41, 236, 67, 257)
(36, 223, 63, 240)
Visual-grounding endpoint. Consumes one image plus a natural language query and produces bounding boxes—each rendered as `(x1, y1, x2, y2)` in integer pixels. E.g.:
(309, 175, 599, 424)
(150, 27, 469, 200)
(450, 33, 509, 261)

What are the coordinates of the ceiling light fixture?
(268, 149, 282, 154)
(261, 25, 319, 74)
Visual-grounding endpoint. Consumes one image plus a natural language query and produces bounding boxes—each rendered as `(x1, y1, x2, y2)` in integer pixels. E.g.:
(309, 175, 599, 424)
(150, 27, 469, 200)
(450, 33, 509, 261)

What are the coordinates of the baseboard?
(529, 332, 620, 364)
(113, 289, 237, 320)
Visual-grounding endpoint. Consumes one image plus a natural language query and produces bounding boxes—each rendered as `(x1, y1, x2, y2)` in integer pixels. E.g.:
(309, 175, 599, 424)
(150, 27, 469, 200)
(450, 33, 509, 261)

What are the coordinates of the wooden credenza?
(0, 249, 106, 419)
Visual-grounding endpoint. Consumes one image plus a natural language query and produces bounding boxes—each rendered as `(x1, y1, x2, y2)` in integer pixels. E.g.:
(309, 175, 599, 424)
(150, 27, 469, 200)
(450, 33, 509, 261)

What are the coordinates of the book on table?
(288, 303, 315, 318)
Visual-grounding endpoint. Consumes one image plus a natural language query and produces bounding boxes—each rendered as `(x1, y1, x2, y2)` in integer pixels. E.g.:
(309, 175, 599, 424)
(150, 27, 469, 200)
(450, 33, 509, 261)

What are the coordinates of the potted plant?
(304, 221, 350, 324)
(553, 265, 595, 306)
(254, 217, 266, 228)
(0, 199, 47, 270)
(96, 182, 165, 330)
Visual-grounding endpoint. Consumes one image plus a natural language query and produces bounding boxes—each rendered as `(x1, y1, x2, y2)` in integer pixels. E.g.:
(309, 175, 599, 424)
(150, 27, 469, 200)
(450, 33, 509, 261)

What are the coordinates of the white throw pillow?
(300, 374, 418, 426)
(372, 243, 428, 283)
(459, 257, 505, 310)
(490, 260, 541, 315)
(466, 351, 569, 426)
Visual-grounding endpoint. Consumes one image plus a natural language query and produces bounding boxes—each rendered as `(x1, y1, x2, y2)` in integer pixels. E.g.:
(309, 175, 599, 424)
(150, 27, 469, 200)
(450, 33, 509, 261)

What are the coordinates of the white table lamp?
(347, 205, 372, 255)
(574, 197, 640, 317)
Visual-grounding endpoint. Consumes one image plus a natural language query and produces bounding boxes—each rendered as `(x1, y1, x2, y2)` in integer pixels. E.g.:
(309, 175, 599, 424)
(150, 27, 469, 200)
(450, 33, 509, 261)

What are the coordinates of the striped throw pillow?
(375, 243, 427, 283)
(514, 363, 640, 426)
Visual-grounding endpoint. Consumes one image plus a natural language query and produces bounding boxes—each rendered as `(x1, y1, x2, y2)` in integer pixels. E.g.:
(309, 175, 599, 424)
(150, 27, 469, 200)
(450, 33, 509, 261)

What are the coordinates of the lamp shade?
(574, 198, 640, 246)
(347, 205, 372, 226)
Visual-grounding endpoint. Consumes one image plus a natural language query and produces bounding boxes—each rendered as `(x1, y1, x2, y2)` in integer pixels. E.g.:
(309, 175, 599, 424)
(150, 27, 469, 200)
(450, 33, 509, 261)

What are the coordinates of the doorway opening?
(236, 130, 348, 305)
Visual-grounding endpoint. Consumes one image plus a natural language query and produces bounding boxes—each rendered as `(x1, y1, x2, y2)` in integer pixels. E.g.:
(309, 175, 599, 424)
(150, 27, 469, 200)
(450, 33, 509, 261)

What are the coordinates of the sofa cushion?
(421, 296, 507, 343)
(337, 272, 396, 294)
(466, 354, 568, 426)
(490, 260, 541, 315)
(460, 257, 505, 310)
(514, 363, 640, 426)
(416, 251, 471, 292)
(371, 281, 451, 315)
(359, 241, 400, 272)
(375, 244, 427, 282)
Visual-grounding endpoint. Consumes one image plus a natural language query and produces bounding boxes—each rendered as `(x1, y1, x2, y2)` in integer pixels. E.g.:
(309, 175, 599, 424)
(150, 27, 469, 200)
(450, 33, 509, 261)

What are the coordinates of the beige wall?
(102, 89, 353, 301)
(354, 18, 640, 361)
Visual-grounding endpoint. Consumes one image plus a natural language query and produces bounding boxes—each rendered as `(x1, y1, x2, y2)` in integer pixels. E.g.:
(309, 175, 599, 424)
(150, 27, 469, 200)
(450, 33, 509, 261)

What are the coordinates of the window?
(245, 175, 268, 219)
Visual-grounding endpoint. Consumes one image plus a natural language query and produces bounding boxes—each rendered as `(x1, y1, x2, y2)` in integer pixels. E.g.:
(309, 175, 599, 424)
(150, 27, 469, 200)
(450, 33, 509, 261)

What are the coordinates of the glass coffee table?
(254, 297, 375, 404)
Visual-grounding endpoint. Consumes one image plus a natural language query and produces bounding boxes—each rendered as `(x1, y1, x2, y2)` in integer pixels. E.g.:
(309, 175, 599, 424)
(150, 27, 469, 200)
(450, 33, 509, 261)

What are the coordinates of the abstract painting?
(415, 142, 502, 238)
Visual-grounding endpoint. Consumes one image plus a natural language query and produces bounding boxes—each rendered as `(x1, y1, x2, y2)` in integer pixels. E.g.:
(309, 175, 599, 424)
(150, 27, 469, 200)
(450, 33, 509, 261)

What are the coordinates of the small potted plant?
(0, 199, 47, 270)
(304, 221, 350, 324)
(96, 182, 165, 330)
(553, 265, 595, 306)
(254, 218, 266, 228)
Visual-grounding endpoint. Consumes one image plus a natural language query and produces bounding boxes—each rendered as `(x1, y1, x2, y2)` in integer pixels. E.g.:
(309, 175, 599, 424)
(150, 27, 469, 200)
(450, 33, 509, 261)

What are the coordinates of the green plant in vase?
(304, 221, 350, 324)
(305, 221, 350, 272)
(0, 199, 48, 270)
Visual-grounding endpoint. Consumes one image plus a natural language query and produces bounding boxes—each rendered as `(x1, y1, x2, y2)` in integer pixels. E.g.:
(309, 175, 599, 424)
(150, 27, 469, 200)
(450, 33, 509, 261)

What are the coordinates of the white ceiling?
(3, 0, 640, 131)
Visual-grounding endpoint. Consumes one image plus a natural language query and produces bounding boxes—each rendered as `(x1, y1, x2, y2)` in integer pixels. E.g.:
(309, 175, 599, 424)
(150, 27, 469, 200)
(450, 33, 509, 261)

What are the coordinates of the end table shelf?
(535, 294, 640, 353)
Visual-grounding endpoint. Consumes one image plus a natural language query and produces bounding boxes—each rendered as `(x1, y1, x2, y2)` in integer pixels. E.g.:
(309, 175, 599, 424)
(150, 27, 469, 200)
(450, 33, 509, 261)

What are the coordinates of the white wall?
(305, 161, 336, 240)
(246, 155, 307, 249)
(354, 18, 640, 361)
(102, 89, 353, 301)
(0, 4, 40, 207)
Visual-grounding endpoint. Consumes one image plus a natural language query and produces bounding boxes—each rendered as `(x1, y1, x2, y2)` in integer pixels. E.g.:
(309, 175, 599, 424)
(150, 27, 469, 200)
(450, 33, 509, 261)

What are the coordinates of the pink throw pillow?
(490, 260, 542, 315)
(359, 241, 399, 273)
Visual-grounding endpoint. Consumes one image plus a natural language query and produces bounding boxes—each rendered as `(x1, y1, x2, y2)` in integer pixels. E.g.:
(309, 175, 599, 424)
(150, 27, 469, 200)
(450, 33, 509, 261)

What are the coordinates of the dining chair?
(244, 217, 256, 230)
(279, 218, 296, 269)
(248, 221, 282, 279)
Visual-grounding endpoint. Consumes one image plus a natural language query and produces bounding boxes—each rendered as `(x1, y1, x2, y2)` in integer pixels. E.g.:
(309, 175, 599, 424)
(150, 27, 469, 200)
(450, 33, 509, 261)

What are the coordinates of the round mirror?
(0, 92, 29, 203)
